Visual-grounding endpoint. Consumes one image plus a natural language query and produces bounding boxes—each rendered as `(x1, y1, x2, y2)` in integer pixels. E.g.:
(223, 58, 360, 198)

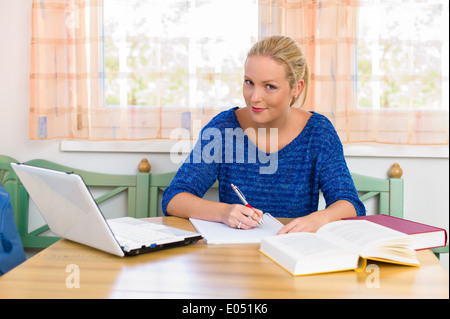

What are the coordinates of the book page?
(317, 220, 410, 252)
(269, 232, 350, 257)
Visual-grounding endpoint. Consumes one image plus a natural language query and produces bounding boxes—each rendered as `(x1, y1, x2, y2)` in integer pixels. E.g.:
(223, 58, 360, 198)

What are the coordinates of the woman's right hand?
(221, 204, 263, 230)
(166, 192, 263, 230)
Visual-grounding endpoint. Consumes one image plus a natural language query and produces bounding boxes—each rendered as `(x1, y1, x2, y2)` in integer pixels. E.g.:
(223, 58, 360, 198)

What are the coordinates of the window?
(257, 0, 448, 144)
(30, 0, 257, 140)
(103, 0, 257, 112)
(357, 0, 449, 111)
(30, 0, 448, 144)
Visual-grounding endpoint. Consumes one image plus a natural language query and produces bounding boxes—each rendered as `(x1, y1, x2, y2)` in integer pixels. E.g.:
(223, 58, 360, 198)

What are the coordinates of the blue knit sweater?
(162, 107, 365, 218)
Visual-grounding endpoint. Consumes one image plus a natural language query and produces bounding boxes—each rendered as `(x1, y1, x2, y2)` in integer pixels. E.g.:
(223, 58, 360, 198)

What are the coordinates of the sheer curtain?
(259, 0, 449, 145)
(30, 0, 256, 140)
(30, 0, 448, 144)
(30, 0, 103, 139)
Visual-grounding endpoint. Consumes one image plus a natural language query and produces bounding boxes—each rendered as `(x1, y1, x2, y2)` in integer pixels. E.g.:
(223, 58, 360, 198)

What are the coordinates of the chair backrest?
(147, 172, 219, 217)
(148, 172, 176, 217)
(148, 163, 404, 218)
(351, 170, 404, 218)
(0, 155, 151, 248)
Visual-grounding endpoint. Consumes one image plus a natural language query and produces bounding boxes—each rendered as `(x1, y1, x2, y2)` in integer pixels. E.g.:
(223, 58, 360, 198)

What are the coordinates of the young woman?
(162, 35, 365, 233)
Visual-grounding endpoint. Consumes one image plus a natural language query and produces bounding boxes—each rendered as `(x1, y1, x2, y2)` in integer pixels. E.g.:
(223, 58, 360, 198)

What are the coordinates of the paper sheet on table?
(189, 213, 283, 244)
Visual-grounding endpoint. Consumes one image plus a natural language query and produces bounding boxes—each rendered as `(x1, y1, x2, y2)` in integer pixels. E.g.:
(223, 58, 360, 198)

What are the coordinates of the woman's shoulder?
(309, 111, 334, 129)
(306, 112, 339, 137)
(305, 111, 342, 150)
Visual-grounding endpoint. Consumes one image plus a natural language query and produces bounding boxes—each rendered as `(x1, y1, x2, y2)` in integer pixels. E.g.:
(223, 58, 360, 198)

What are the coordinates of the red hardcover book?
(343, 214, 447, 251)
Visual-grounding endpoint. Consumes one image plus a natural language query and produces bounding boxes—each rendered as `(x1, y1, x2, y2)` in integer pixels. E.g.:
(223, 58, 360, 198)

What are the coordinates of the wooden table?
(0, 217, 448, 299)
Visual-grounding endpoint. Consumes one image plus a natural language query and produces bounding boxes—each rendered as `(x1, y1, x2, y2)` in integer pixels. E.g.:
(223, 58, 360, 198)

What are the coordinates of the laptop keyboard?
(107, 220, 180, 252)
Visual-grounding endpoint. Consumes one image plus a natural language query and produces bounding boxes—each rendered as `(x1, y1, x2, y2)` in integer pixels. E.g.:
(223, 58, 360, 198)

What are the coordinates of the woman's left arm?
(277, 199, 356, 234)
(278, 115, 364, 234)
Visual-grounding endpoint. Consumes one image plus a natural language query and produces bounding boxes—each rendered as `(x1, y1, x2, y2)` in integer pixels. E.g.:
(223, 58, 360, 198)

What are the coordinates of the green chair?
(350, 164, 404, 219)
(148, 172, 177, 217)
(352, 164, 447, 260)
(430, 245, 449, 260)
(2, 154, 447, 259)
(0, 155, 151, 249)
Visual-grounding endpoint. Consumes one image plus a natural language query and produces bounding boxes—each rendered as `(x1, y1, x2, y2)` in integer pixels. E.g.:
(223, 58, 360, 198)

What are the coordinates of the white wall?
(1, 1, 448, 270)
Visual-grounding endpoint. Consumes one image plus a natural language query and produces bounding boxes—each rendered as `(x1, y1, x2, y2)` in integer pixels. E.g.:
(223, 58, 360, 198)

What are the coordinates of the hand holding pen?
(231, 184, 264, 228)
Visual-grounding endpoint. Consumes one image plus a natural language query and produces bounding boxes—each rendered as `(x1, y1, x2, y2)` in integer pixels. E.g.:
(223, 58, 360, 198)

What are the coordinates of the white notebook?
(189, 213, 284, 244)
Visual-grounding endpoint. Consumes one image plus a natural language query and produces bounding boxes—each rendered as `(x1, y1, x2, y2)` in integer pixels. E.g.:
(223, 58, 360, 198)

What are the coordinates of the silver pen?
(231, 184, 264, 226)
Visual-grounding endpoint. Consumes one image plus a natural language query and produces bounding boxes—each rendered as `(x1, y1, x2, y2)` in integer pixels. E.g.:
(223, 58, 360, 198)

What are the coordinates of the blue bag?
(0, 185, 26, 275)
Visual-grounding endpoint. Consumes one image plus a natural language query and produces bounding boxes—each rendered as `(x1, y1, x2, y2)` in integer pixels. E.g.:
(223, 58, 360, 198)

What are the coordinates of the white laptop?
(11, 163, 202, 257)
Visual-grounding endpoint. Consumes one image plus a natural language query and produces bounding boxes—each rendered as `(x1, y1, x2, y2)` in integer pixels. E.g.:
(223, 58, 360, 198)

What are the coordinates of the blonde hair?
(246, 35, 310, 107)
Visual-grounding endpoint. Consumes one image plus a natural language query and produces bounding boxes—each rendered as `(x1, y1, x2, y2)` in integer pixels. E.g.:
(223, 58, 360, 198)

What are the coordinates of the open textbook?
(259, 220, 419, 276)
(189, 213, 283, 244)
